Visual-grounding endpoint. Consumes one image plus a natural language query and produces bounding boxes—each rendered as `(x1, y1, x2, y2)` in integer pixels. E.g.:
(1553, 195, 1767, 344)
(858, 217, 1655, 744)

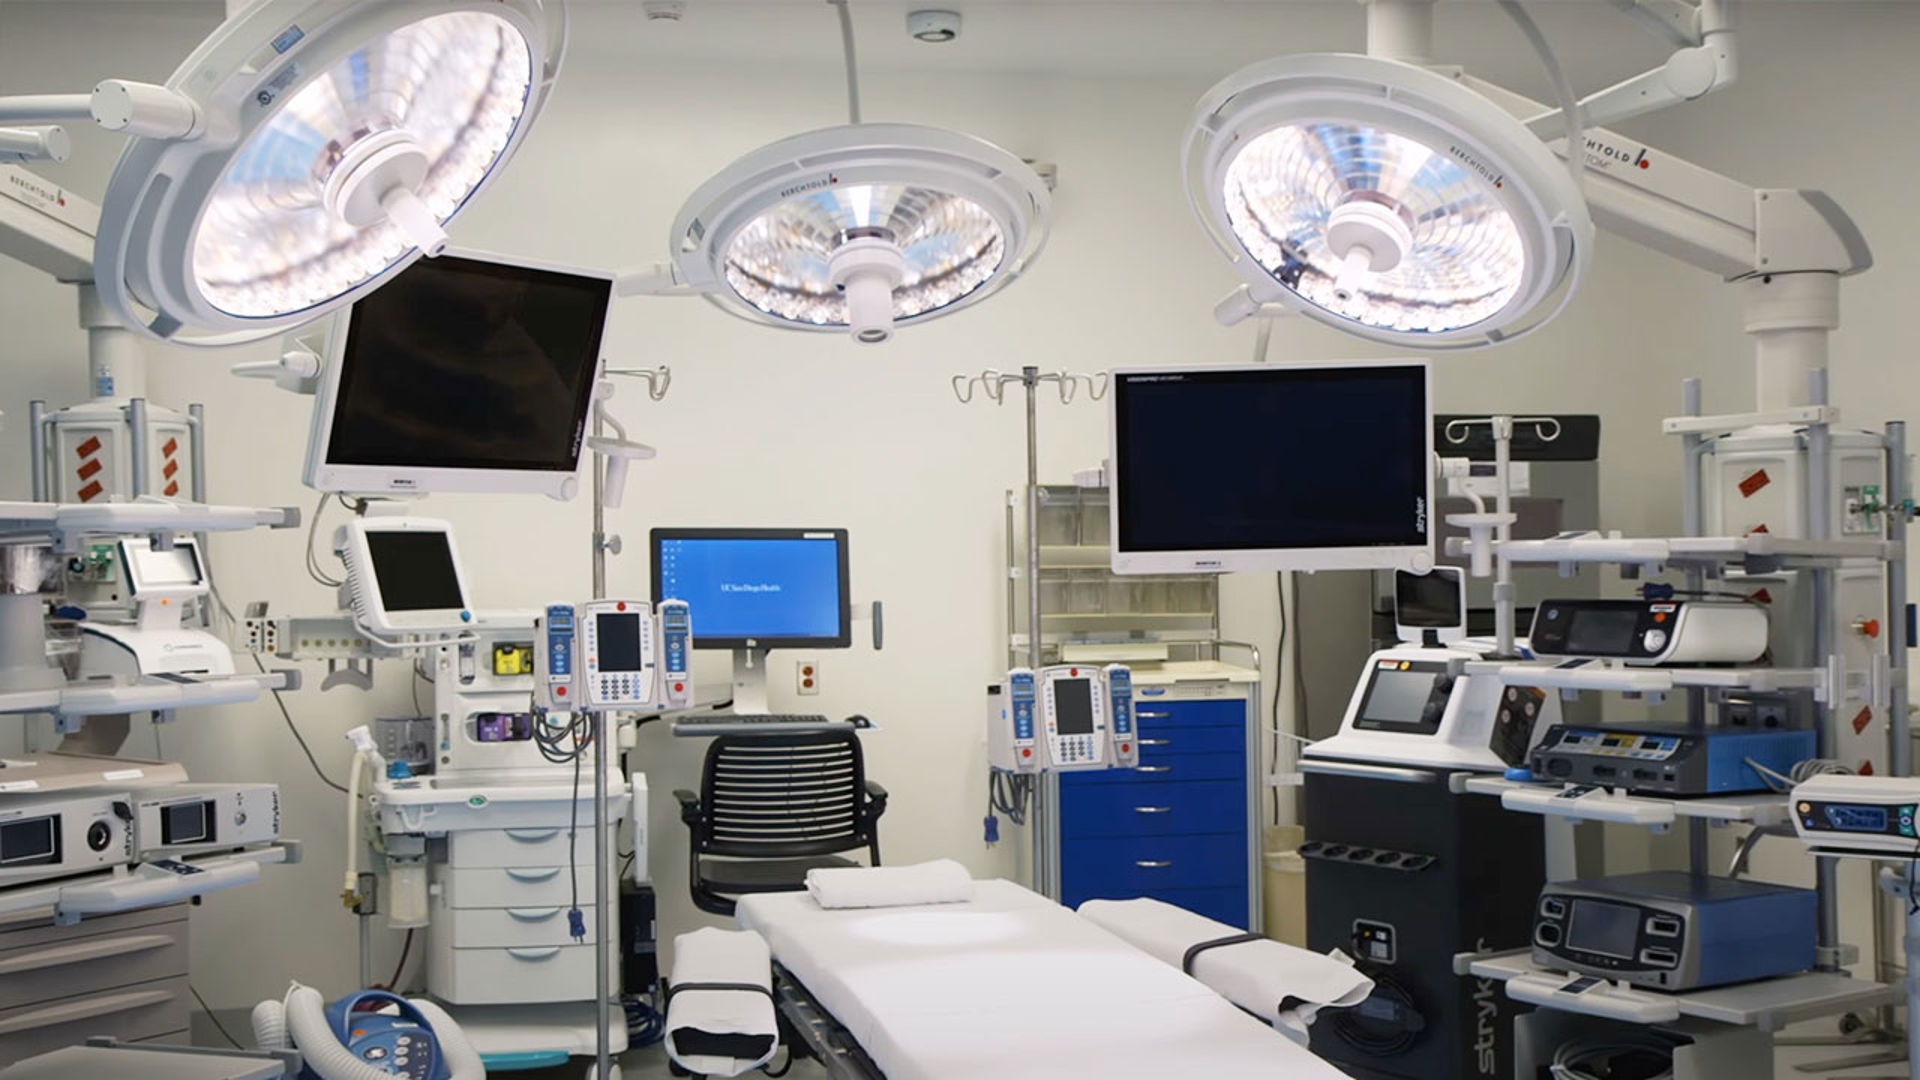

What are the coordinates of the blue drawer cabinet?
(1057, 692, 1255, 930)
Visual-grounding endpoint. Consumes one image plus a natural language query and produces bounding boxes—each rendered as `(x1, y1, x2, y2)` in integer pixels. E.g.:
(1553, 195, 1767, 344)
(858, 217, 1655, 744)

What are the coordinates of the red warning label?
(1750, 589, 1773, 604)
(1738, 469, 1771, 498)
(162, 438, 179, 457)
(75, 459, 101, 481)
(1750, 524, 1770, 535)
(1861, 761, 1877, 776)
(1853, 707, 1874, 735)
(76, 480, 103, 502)
(162, 460, 179, 479)
(163, 481, 180, 497)
(75, 436, 101, 458)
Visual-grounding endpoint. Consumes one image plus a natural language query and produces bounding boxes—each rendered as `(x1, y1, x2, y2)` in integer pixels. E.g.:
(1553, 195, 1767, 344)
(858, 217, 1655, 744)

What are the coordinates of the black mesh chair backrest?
(698, 731, 871, 860)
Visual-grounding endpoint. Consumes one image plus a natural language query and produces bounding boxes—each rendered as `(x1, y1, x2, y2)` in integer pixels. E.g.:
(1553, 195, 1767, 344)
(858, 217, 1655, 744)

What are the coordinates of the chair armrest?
(672, 788, 702, 826)
(862, 779, 889, 820)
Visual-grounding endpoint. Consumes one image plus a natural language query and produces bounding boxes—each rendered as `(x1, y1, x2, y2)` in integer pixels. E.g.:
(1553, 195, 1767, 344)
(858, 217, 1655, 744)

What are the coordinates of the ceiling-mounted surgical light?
(68, 0, 564, 345)
(667, 123, 1050, 345)
(1184, 53, 1592, 349)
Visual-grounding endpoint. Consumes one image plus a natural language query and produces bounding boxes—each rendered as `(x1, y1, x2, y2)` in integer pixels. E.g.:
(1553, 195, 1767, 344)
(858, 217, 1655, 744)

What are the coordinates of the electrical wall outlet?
(796, 659, 820, 696)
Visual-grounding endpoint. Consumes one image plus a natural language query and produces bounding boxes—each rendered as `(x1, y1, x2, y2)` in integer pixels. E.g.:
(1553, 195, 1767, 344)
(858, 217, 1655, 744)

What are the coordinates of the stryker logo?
(1415, 496, 1428, 534)
(777, 173, 839, 200)
(1582, 135, 1651, 171)
(5, 171, 66, 209)
(1447, 145, 1505, 189)
(1473, 937, 1500, 1075)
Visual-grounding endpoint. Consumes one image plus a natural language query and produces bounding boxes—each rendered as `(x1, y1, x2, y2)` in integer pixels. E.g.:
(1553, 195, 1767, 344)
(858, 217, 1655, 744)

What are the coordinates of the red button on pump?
(556, 686, 568, 697)
(617, 601, 627, 611)
(674, 682, 685, 692)
(1070, 668, 1079, 676)
(1022, 749, 1032, 758)
(1121, 743, 1131, 753)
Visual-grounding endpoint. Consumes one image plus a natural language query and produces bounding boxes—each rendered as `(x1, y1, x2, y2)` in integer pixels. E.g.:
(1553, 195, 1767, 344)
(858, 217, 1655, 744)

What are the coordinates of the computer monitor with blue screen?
(650, 529, 851, 650)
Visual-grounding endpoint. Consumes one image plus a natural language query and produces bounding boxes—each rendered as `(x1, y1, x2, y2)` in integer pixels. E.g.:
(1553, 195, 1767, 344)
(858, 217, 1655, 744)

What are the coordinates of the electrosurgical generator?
(1528, 598, 1769, 665)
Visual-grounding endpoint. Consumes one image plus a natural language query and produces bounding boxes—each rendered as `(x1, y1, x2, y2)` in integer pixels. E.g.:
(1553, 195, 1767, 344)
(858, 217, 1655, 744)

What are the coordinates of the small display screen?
(131, 543, 203, 588)
(161, 801, 214, 846)
(366, 531, 465, 612)
(0, 817, 57, 866)
(1359, 669, 1442, 729)
(1566, 900, 1642, 959)
(596, 614, 645, 672)
(1825, 804, 1890, 832)
(652, 532, 848, 646)
(1053, 679, 1096, 736)
(1566, 609, 1642, 655)
(1396, 569, 1463, 629)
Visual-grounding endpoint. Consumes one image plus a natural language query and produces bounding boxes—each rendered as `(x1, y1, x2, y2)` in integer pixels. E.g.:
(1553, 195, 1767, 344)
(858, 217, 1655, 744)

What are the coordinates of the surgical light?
(83, 0, 562, 345)
(667, 123, 1050, 344)
(1185, 53, 1592, 349)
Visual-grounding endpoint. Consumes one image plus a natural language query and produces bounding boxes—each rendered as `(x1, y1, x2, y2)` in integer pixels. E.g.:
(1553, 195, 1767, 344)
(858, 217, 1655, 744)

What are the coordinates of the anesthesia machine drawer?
(444, 827, 577, 868)
(0, 976, 190, 1067)
(428, 941, 598, 1006)
(441, 905, 599, 949)
(434, 864, 601, 909)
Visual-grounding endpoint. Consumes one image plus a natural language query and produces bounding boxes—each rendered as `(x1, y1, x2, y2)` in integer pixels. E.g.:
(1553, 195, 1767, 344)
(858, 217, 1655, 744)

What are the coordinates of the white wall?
(0, 0, 1911, 1010)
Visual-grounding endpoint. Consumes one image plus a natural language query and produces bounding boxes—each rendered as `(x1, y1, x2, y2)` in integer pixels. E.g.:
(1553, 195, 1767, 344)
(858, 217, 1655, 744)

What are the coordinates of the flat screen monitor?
(650, 529, 851, 650)
(1108, 361, 1434, 574)
(304, 251, 612, 499)
(338, 517, 473, 635)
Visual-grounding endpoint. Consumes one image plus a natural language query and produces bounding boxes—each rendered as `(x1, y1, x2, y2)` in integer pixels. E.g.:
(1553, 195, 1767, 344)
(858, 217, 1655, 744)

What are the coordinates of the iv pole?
(954, 365, 1108, 899)
(585, 364, 669, 1080)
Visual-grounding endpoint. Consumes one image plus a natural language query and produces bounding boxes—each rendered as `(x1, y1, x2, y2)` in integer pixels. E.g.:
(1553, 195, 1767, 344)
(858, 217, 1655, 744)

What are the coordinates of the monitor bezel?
(302, 248, 613, 500)
(1107, 360, 1436, 575)
(649, 527, 852, 650)
(339, 516, 474, 635)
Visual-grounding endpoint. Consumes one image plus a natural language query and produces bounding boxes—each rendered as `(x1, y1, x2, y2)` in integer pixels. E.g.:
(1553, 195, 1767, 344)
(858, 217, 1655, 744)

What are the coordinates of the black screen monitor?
(305, 252, 612, 498)
(1109, 362, 1433, 574)
(650, 529, 851, 650)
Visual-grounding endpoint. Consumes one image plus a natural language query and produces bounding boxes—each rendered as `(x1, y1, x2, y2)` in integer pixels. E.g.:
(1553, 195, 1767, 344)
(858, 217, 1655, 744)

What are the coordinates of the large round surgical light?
(1185, 53, 1592, 349)
(93, 0, 562, 345)
(670, 124, 1050, 344)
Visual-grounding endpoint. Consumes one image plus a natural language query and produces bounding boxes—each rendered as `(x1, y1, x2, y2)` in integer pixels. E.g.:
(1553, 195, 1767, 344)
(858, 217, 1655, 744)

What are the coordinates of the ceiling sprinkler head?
(907, 10, 962, 43)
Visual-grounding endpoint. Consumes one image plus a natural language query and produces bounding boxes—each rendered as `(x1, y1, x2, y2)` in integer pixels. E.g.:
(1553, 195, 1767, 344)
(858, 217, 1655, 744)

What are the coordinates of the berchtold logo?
(1447, 145, 1505, 189)
(777, 173, 839, 200)
(6, 171, 66, 208)
(1582, 134, 1651, 171)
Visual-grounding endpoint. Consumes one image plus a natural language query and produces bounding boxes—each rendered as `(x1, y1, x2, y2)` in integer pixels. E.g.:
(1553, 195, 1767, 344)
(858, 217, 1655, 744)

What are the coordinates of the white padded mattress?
(736, 879, 1349, 1080)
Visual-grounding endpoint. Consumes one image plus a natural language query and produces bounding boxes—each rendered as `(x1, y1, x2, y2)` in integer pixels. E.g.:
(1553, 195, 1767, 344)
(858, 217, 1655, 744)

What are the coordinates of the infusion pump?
(534, 600, 695, 712)
(989, 664, 1134, 774)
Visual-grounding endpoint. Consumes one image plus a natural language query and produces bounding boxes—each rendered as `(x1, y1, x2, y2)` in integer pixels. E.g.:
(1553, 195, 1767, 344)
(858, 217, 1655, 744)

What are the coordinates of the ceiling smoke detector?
(907, 10, 961, 43)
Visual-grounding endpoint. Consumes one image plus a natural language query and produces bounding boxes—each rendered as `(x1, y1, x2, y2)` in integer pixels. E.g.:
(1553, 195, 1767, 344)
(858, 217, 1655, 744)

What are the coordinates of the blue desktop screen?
(655, 535, 844, 642)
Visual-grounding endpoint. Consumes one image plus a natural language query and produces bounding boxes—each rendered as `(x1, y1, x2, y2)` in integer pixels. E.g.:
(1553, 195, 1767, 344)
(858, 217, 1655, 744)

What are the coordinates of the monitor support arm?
(1364, 0, 1871, 415)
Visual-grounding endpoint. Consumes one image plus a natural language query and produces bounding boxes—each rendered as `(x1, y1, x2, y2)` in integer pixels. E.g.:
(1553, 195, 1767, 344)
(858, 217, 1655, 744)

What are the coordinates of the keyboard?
(671, 714, 871, 737)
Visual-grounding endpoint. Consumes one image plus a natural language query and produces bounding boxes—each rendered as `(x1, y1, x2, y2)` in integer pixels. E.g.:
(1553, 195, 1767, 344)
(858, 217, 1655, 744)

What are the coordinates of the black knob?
(87, 821, 112, 852)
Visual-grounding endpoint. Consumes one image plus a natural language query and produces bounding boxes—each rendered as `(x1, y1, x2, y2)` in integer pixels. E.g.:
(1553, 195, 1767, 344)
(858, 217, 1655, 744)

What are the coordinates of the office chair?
(674, 729, 888, 916)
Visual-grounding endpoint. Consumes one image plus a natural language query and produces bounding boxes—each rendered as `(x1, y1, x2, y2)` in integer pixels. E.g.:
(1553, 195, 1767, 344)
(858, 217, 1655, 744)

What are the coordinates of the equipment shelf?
(1457, 775, 1791, 828)
(0, 670, 296, 722)
(1445, 532, 1897, 573)
(1468, 659, 1826, 697)
(0, 841, 300, 925)
(1463, 948, 1897, 1032)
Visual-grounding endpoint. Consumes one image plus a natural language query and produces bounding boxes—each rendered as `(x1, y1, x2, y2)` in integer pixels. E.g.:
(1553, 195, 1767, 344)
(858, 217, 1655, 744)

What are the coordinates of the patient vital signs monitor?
(1108, 361, 1434, 575)
(336, 517, 474, 636)
(304, 252, 612, 499)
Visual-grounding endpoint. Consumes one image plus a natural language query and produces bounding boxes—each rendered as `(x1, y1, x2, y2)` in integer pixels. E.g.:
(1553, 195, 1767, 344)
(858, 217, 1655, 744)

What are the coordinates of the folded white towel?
(664, 927, 778, 1077)
(1079, 897, 1373, 1045)
(805, 858, 974, 910)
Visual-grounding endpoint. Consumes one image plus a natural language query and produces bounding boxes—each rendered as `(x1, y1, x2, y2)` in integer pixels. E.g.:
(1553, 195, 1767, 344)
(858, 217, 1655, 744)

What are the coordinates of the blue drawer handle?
(1139, 739, 1171, 747)
(1134, 806, 1172, 814)
(1136, 711, 1171, 719)
(1136, 766, 1172, 774)
(1135, 860, 1173, 869)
